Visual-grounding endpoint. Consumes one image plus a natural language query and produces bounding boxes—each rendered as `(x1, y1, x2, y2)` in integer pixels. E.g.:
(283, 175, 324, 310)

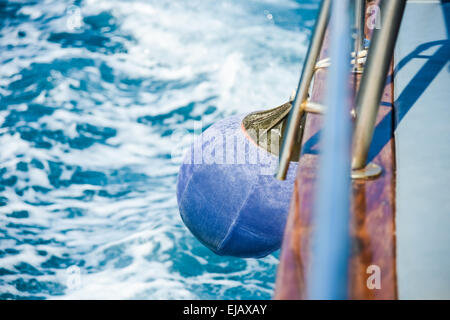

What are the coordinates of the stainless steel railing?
(352, 0, 406, 172)
(276, 0, 406, 181)
(275, 0, 331, 181)
(274, 0, 407, 299)
(307, 0, 353, 300)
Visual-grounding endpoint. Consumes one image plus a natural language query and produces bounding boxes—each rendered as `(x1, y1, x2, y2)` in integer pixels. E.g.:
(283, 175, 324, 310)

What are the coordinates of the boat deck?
(394, 0, 450, 299)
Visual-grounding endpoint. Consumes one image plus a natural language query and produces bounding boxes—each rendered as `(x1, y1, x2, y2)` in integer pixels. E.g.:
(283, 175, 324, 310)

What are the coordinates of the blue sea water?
(0, 0, 318, 299)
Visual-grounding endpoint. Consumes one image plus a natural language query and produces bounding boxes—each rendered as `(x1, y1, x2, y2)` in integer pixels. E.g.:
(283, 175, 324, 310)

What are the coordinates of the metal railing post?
(352, 0, 406, 171)
(353, 0, 366, 74)
(354, 0, 366, 57)
(308, 0, 353, 300)
(275, 0, 331, 180)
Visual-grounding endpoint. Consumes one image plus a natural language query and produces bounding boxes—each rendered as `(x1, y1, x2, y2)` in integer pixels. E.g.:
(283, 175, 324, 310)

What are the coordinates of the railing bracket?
(314, 50, 367, 71)
(351, 162, 382, 180)
(301, 101, 325, 114)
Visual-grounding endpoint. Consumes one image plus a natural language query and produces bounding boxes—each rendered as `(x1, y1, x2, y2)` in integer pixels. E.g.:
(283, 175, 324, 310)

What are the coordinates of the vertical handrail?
(354, 0, 366, 58)
(275, 0, 331, 181)
(307, 0, 353, 300)
(352, 0, 406, 170)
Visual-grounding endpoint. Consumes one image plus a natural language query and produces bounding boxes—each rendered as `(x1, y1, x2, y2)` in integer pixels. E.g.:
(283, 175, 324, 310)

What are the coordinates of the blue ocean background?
(0, 0, 318, 299)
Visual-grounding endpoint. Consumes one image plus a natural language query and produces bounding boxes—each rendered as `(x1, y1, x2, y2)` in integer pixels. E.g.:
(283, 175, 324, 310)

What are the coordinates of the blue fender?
(176, 115, 297, 258)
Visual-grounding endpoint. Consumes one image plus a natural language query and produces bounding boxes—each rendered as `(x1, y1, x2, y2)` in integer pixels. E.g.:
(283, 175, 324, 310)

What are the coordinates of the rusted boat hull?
(274, 1, 397, 299)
